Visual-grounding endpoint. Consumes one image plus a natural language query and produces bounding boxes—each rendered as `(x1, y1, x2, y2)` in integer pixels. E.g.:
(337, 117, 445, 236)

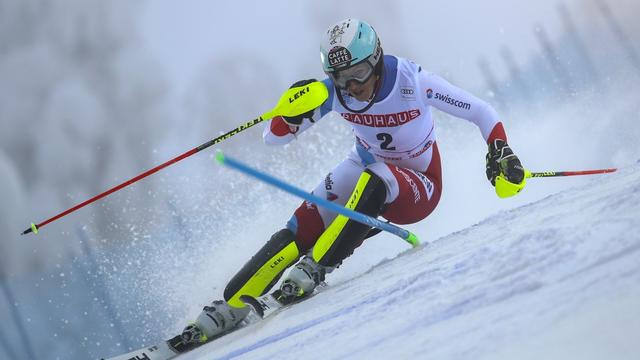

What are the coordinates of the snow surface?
(179, 163, 640, 360)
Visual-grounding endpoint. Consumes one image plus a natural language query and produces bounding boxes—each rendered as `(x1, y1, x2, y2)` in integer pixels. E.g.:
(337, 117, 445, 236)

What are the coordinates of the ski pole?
(495, 167, 618, 198)
(21, 81, 329, 235)
(527, 168, 617, 178)
(215, 151, 420, 248)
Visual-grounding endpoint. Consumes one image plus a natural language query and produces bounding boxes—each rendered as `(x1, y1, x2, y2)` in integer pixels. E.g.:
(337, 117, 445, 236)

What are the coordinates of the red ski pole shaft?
(21, 117, 265, 235)
(528, 168, 617, 178)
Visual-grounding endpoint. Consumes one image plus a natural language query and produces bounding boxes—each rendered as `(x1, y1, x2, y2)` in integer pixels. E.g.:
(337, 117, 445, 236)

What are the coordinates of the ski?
(240, 293, 287, 319)
(102, 293, 290, 360)
(103, 341, 179, 360)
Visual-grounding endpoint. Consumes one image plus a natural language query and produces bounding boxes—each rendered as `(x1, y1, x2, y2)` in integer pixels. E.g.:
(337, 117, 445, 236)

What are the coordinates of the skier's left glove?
(486, 139, 525, 186)
(281, 79, 318, 126)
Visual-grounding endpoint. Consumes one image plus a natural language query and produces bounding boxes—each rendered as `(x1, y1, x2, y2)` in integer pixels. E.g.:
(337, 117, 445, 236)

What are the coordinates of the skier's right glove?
(281, 79, 318, 126)
(486, 139, 525, 186)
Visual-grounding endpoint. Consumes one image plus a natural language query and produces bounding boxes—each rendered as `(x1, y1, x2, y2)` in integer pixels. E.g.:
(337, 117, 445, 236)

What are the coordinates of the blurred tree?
(0, 0, 171, 273)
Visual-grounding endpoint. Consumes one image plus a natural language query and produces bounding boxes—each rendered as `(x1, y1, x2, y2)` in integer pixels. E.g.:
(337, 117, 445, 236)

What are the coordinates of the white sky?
(138, 0, 584, 96)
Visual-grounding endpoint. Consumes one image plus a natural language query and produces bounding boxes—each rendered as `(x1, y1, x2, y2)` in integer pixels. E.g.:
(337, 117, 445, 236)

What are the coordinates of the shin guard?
(312, 169, 386, 267)
(224, 229, 300, 307)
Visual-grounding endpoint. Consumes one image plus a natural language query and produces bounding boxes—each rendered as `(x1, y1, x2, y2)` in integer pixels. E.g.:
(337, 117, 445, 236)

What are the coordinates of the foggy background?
(0, 0, 638, 359)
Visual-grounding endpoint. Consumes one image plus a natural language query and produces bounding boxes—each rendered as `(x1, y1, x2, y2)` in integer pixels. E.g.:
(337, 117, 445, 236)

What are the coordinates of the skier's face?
(347, 74, 378, 102)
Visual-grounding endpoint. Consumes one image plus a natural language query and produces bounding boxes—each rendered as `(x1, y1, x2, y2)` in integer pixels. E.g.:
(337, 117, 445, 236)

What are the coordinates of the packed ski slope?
(180, 163, 640, 360)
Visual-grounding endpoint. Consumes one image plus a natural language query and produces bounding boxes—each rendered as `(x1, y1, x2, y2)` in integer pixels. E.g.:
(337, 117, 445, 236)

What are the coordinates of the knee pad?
(312, 169, 386, 267)
(224, 229, 301, 307)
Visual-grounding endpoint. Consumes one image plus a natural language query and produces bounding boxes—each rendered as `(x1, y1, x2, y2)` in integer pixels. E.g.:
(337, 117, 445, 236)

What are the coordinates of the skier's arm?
(262, 112, 318, 145)
(420, 71, 524, 186)
(263, 78, 334, 145)
(420, 71, 506, 144)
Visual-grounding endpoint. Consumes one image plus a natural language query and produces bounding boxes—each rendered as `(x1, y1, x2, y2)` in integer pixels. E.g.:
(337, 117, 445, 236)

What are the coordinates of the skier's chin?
(350, 90, 370, 102)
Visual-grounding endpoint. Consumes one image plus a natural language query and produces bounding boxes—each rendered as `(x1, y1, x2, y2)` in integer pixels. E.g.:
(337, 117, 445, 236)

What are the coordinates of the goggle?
(328, 60, 375, 89)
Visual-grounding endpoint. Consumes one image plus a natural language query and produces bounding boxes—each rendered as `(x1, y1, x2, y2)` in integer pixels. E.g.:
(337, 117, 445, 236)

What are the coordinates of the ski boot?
(274, 256, 330, 305)
(173, 300, 250, 351)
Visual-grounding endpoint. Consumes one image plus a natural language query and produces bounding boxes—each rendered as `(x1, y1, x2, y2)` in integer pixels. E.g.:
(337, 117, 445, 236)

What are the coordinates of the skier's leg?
(185, 228, 301, 341)
(290, 144, 441, 261)
(276, 168, 386, 303)
(278, 145, 443, 301)
(275, 155, 371, 301)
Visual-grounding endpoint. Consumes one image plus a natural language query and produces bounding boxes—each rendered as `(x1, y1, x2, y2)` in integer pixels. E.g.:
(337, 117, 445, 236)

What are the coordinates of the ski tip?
(239, 295, 264, 318)
(21, 223, 38, 236)
(215, 150, 226, 165)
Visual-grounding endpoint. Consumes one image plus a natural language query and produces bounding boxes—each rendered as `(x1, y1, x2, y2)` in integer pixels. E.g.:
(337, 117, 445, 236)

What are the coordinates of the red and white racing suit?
(264, 55, 508, 252)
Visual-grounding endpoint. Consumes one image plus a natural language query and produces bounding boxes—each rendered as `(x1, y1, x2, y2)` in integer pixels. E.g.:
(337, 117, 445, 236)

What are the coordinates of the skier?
(181, 18, 525, 344)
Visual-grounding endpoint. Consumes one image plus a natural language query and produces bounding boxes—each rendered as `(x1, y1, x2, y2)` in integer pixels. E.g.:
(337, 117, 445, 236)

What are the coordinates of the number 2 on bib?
(377, 133, 396, 150)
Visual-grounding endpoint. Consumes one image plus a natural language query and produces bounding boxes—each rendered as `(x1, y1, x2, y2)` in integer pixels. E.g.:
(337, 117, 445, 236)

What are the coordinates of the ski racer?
(181, 18, 525, 344)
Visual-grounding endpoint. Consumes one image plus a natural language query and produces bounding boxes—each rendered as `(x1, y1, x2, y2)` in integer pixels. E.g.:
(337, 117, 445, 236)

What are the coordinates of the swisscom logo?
(426, 88, 471, 110)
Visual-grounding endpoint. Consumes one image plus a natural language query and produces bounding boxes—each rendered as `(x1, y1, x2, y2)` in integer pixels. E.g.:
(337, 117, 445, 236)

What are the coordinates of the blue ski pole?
(215, 151, 420, 247)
